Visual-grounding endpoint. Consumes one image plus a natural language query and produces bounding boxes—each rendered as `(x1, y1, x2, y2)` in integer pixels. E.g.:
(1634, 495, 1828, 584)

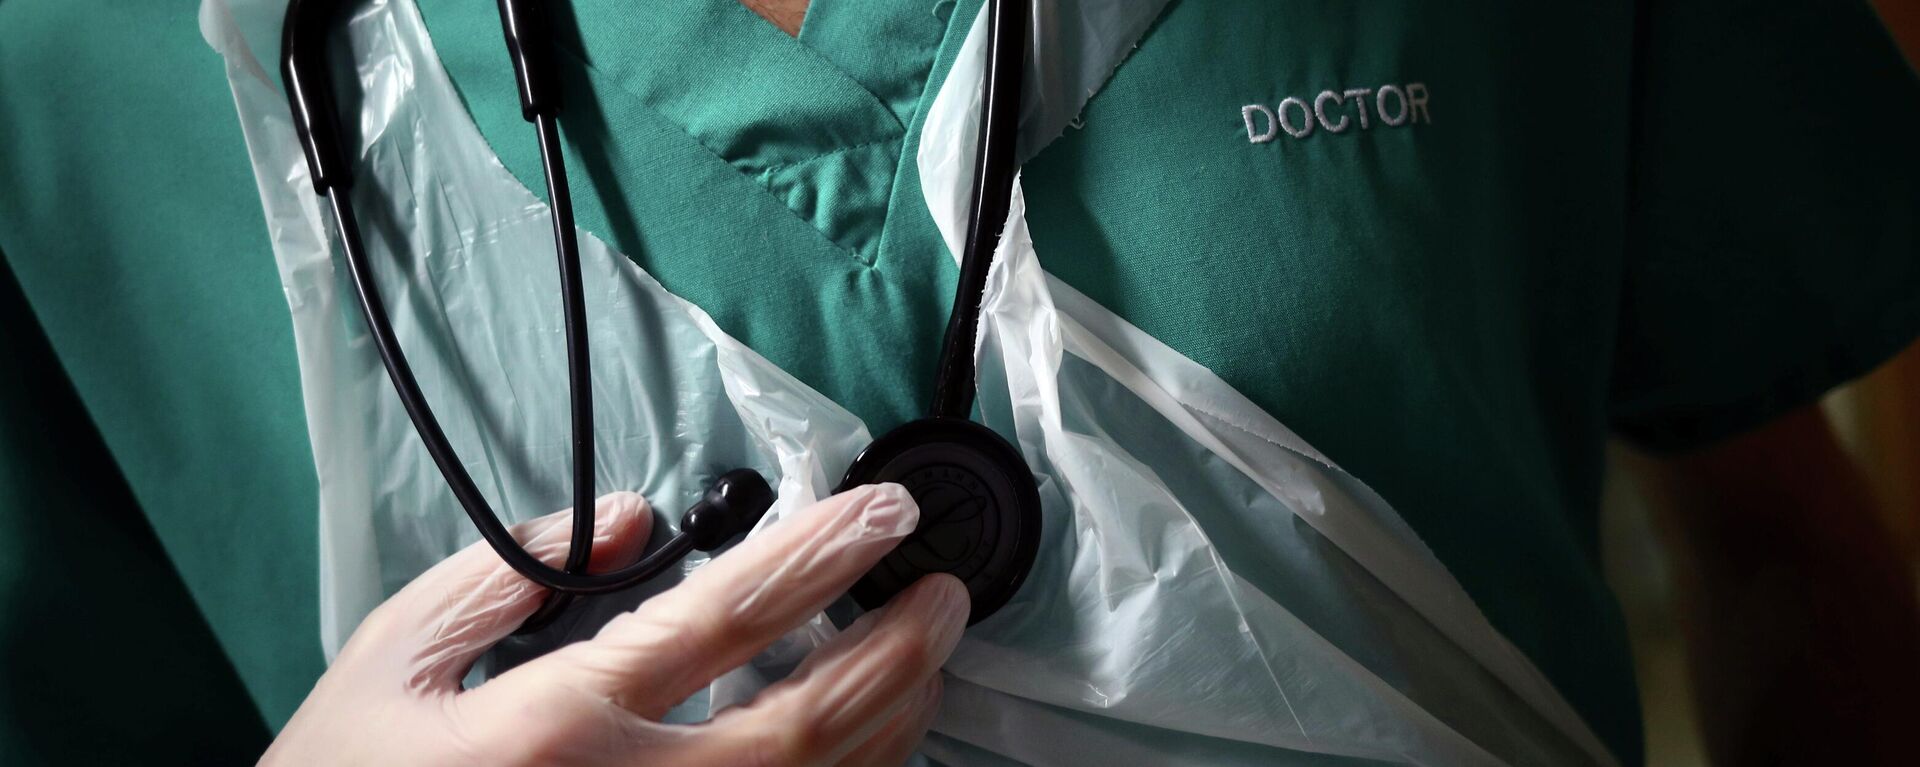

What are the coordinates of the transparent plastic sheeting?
(200, 0, 867, 679)
(1014, 0, 1173, 163)
(204, 0, 1617, 763)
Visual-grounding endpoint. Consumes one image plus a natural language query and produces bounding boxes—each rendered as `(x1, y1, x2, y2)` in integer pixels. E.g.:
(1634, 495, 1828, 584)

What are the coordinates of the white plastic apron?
(203, 0, 1617, 763)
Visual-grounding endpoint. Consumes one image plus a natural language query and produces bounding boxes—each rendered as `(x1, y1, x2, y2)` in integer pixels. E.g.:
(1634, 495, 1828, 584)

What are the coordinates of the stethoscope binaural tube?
(838, 0, 1042, 625)
(283, 0, 1040, 631)
(282, 0, 776, 633)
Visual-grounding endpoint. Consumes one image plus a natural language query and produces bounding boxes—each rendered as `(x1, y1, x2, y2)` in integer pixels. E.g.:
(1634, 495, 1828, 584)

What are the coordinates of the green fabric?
(0, 0, 326, 747)
(3, 0, 1918, 764)
(1015, 0, 1915, 756)
(0, 255, 271, 765)
(1611, 0, 1920, 447)
(424, 0, 964, 430)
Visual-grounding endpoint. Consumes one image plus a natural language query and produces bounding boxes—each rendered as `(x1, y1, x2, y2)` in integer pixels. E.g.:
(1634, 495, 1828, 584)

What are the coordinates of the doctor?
(2, 0, 1919, 765)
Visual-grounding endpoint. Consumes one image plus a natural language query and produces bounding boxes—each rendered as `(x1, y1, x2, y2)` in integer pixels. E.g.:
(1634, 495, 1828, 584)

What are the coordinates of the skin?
(264, 486, 970, 766)
(278, 4, 1912, 763)
(1633, 404, 1920, 766)
(1650, 9, 1920, 763)
(724, 2, 1920, 762)
(739, 0, 810, 36)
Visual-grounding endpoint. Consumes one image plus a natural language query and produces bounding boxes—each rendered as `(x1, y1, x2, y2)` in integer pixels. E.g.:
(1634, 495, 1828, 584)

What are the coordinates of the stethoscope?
(282, 0, 1039, 632)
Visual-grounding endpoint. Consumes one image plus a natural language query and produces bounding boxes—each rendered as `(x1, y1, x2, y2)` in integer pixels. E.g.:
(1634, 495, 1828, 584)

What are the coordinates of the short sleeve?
(1610, 0, 1920, 450)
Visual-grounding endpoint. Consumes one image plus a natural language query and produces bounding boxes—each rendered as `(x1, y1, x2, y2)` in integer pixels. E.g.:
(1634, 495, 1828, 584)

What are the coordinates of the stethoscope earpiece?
(680, 469, 776, 552)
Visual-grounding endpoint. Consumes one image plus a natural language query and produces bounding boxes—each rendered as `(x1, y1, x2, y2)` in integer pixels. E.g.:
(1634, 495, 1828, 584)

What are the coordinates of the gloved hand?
(262, 483, 967, 766)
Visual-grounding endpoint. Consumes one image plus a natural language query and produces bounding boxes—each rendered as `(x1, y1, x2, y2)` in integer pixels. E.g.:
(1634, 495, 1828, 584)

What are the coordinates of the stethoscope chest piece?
(839, 418, 1041, 625)
(285, 0, 1039, 632)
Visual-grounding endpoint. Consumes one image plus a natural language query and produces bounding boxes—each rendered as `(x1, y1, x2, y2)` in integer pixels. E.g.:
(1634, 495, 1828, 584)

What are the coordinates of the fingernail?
(920, 674, 945, 709)
(525, 510, 571, 547)
(528, 493, 645, 553)
(847, 483, 920, 540)
(598, 491, 651, 521)
(594, 493, 648, 534)
(905, 575, 971, 653)
(933, 575, 971, 623)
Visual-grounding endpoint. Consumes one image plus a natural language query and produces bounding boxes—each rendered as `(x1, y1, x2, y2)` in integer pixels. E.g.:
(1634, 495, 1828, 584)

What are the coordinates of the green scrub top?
(4, 1, 1918, 764)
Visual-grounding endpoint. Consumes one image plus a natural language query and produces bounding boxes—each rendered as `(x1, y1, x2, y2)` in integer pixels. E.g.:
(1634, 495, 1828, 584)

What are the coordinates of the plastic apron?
(202, 0, 1618, 763)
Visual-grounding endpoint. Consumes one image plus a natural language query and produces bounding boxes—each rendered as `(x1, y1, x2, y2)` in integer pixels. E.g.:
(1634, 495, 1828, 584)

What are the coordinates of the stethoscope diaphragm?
(285, 0, 1037, 631)
(839, 418, 1041, 624)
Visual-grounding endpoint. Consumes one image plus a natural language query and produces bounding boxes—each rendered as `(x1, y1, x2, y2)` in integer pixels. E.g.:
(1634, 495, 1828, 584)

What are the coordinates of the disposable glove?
(262, 483, 967, 766)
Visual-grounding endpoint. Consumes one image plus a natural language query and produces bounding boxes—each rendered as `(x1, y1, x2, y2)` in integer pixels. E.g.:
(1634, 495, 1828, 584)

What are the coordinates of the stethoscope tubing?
(932, 0, 1025, 421)
(288, 0, 1028, 632)
(325, 179, 694, 597)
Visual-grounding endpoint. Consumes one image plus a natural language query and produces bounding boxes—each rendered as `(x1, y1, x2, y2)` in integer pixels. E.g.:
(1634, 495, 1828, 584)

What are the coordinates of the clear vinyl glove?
(262, 484, 967, 766)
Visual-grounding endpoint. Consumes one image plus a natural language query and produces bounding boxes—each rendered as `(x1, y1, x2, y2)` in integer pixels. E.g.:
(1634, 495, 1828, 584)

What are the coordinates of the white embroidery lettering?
(1375, 84, 1409, 126)
(1407, 82, 1432, 123)
(1277, 97, 1314, 138)
(1342, 88, 1374, 129)
(1240, 81, 1429, 143)
(1242, 104, 1278, 143)
(1313, 90, 1349, 133)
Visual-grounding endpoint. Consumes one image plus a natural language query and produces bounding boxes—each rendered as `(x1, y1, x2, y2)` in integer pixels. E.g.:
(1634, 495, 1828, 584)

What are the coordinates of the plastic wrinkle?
(918, 5, 1621, 766)
(206, 0, 875, 679)
(209, 0, 1621, 763)
(1017, 0, 1174, 162)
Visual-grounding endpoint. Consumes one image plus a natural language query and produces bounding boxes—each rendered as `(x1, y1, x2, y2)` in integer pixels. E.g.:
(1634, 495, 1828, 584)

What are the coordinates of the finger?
(718, 574, 967, 766)
(511, 483, 920, 717)
(340, 492, 654, 691)
(700, 603, 886, 720)
(686, 675, 943, 767)
(834, 675, 943, 767)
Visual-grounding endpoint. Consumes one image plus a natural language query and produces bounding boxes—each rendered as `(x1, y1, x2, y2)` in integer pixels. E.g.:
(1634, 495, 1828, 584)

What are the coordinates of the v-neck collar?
(796, 0, 957, 129)
(416, 0, 959, 263)
(552, 0, 905, 175)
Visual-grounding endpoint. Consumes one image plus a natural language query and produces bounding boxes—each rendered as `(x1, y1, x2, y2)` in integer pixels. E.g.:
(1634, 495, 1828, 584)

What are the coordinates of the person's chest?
(1015, 3, 1644, 751)
(1025, 0, 1636, 503)
(436, 1, 1643, 751)
(443, 0, 1634, 456)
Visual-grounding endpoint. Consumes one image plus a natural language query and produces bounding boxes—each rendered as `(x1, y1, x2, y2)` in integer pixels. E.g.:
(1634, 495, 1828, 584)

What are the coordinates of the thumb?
(337, 492, 654, 693)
